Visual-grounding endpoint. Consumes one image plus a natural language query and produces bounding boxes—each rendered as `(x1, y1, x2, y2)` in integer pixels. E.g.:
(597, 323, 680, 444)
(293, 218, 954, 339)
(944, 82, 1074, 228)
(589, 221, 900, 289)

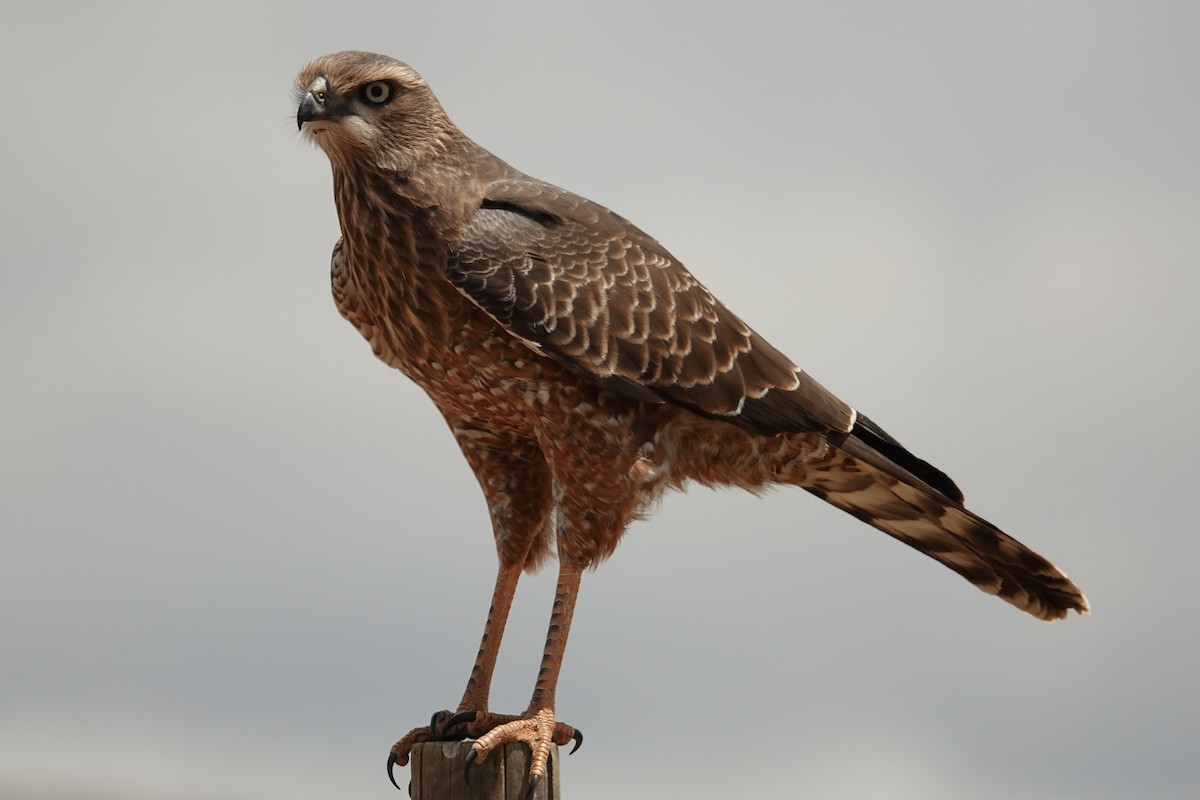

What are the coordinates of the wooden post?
(409, 741, 561, 800)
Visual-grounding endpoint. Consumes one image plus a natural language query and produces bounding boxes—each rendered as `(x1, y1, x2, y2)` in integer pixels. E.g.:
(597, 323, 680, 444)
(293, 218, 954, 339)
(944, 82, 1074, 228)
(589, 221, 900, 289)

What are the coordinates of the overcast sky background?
(3, 2, 1198, 798)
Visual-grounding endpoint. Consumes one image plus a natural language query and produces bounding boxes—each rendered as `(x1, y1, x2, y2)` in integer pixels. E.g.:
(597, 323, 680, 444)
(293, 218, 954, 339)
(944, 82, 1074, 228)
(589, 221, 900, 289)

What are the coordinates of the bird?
(295, 50, 1088, 793)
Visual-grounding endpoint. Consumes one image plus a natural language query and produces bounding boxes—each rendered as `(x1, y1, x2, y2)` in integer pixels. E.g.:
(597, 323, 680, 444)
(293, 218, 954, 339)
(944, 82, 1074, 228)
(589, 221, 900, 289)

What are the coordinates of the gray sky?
(3, 2, 1198, 798)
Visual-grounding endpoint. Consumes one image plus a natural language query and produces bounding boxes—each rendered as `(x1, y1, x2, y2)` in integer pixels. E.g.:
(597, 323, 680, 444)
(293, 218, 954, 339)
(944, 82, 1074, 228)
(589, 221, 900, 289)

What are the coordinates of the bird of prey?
(295, 51, 1088, 792)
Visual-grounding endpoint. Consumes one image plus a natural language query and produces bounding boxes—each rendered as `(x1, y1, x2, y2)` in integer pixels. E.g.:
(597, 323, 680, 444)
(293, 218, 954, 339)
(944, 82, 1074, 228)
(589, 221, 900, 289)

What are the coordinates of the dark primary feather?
(840, 414, 964, 503)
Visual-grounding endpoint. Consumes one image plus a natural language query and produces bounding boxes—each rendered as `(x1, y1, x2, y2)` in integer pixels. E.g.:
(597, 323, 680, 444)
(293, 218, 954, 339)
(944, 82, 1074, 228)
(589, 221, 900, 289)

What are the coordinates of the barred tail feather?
(801, 444, 1089, 622)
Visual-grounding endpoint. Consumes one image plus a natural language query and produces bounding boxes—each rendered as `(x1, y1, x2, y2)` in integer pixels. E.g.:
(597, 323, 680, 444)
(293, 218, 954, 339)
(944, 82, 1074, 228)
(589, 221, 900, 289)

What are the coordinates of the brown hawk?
(295, 51, 1088, 793)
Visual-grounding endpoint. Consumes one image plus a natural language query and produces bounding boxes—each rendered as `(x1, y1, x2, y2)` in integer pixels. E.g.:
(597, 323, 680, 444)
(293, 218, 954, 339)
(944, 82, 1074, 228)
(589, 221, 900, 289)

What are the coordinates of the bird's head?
(296, 51, 459, 174)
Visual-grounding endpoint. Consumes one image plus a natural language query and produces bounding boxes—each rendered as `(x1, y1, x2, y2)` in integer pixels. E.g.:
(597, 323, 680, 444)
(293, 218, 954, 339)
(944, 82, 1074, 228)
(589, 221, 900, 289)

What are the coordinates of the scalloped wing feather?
(446, 179, 854, 435)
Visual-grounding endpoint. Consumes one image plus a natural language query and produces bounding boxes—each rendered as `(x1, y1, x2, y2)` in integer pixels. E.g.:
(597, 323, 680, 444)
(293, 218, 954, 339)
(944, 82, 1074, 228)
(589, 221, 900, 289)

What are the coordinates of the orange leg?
(463, 561, 584, 791)
(387, 561, 523, 784)
(458, 561, 522, 712)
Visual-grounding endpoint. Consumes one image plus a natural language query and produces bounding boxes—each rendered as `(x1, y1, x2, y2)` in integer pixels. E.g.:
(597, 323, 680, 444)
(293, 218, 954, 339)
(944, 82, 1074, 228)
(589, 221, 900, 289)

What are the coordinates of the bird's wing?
(446, 178, 854, 436)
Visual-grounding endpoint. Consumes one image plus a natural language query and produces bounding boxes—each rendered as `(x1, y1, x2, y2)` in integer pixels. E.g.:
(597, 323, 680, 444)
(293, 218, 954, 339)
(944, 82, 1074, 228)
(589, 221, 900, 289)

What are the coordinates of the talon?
(522, 773, 541, 800)
(387, 752, 403, 792)
(430, 709, 451, 730)
(569, 729, 583, 754)
(462, 747, 478, 785)
(446, 709, 478, 731)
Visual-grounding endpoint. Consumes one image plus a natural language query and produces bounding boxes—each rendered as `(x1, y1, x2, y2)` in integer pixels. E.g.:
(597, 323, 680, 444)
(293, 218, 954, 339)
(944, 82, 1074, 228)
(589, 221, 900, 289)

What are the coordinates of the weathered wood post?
(409, 741, 561, 800)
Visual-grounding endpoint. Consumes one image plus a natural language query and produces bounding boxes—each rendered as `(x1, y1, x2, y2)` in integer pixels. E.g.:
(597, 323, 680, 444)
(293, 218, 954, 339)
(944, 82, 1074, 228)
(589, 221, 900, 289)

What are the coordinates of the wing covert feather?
(446, 179, 854, 435)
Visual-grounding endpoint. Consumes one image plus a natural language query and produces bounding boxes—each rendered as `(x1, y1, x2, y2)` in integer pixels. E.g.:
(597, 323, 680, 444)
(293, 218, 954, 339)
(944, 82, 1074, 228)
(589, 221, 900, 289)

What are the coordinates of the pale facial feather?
(296, 52, 455, 173)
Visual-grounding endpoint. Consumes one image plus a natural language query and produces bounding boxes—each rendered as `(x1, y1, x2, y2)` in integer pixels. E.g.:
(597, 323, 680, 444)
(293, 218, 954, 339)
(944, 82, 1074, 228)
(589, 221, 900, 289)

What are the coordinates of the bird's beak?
(297, 77, 338, 131)
(297, 91, 322, 130)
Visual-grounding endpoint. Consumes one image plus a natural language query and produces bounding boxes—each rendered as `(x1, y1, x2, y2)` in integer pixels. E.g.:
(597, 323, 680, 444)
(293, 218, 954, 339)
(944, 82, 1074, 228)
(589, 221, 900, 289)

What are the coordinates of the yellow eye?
(362, 81, 393, 105)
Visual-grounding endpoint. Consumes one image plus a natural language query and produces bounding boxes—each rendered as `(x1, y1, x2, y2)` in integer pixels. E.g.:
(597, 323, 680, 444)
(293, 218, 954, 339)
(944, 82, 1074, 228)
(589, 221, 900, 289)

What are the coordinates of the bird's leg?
(456, 560, 521, 713)
(388, 435, 559, 792)
(464, 560, 584, 786)
(387, 560, 522, 772)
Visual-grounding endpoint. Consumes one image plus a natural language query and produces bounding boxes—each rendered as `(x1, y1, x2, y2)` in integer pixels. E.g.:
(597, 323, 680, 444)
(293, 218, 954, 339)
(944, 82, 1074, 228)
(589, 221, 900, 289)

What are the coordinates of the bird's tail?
(793, 416, 1089, 621)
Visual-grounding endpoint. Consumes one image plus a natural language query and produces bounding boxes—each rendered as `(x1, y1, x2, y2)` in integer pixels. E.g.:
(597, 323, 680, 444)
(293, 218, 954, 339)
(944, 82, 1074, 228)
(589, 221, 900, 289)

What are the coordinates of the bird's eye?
(361, 81, 393, 105)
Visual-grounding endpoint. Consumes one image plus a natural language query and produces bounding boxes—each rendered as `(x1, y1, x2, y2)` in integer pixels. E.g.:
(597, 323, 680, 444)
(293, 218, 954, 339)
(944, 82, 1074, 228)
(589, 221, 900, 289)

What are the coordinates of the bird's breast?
(333, 232, 554, 433)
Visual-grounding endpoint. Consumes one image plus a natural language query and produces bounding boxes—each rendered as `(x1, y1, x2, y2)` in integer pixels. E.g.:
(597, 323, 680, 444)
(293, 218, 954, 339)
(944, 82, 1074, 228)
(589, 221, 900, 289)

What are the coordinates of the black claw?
(387, 752, 403, 792)
(430, 709, 451, 731)
(407, 779, 412, 799)
(462, 748, 477, 786)
(445, 709, 478, 731)
(569, 729, 584, 755)
(522, 773, 541, 800)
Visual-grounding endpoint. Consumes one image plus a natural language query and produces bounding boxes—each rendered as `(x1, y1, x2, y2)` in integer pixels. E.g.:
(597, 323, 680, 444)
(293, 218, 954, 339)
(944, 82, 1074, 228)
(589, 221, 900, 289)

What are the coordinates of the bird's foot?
(461, 708, 581, 793)
(386, 709, 478, 790)
(387, 708, 581, 793)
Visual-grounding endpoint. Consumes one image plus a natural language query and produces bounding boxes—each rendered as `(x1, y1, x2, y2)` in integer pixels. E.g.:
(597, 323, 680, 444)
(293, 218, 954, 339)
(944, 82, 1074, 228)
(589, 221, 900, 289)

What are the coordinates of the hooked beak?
(297, 92, 322, 130)
(297, 77, 337, 131)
